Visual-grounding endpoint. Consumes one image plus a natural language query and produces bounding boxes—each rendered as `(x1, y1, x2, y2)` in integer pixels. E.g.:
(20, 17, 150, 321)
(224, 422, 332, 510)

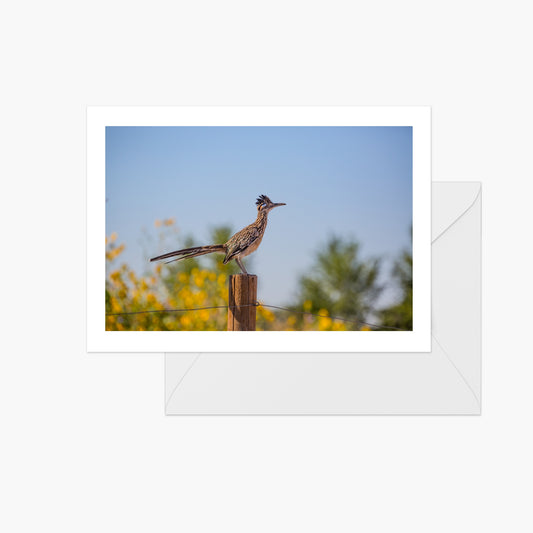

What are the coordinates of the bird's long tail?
(150, 244, 226, 264)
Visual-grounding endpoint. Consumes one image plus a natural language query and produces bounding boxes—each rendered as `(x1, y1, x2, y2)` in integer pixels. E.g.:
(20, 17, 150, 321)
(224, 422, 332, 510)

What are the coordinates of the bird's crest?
(256, 194, 271, 208)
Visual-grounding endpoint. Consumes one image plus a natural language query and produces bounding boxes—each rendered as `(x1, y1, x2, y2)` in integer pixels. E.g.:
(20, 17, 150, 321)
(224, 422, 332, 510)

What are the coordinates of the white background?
(1, 1, 531, 532)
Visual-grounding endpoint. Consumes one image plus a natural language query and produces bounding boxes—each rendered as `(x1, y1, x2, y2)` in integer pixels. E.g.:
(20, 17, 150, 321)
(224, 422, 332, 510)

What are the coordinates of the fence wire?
(105, 302, 406, 331)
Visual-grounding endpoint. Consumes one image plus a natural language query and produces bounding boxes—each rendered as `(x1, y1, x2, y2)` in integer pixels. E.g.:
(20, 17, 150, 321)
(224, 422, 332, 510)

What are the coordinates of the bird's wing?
(223, 226, 261, 263)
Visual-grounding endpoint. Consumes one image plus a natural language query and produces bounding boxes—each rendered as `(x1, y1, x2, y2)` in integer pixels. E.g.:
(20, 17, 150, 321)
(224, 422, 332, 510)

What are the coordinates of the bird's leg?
(236, 257, 248, 275)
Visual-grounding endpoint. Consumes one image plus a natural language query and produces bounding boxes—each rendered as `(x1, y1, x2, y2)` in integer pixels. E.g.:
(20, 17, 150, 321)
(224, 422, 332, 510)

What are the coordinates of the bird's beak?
(272, 202, 286, 208)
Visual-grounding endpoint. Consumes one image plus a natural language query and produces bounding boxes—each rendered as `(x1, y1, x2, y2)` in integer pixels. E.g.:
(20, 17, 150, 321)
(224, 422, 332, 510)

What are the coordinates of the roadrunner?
(150, 195, 286, 274)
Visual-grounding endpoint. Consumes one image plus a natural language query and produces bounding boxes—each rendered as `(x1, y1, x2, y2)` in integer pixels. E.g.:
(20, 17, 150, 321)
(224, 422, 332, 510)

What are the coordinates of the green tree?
(292, 236, 382, 329)
(378, 250, 412, 330)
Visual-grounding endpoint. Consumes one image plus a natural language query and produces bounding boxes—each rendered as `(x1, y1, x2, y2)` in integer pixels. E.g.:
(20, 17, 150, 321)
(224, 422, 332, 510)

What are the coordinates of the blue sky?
(106, 126, 412, 306)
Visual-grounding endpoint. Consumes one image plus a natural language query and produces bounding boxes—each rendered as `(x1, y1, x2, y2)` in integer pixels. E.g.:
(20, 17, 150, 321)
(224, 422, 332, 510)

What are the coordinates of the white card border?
(87, 106, 431, 352)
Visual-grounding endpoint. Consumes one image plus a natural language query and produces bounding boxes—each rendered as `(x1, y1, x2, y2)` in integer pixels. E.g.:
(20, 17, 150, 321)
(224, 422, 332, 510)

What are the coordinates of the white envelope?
(164, 182, 481, 415)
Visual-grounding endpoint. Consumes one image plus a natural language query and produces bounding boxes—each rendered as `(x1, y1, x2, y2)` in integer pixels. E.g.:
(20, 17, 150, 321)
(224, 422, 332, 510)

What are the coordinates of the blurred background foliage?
(105, 220, 412, 331)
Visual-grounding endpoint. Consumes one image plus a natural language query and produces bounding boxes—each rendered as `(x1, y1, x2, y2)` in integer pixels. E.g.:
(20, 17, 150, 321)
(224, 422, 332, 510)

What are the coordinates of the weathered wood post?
(228, 274, 257, 331)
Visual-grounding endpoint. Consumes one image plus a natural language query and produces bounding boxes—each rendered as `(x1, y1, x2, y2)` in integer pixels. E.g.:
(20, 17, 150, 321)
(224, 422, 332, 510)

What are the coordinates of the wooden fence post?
(228, 274, 257, 331)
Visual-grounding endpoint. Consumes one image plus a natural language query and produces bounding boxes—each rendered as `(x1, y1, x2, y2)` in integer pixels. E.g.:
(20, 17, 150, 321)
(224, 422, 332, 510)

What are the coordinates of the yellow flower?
(194, 273, 205, 288)
(317, 309, 332, 330)
(318, 317, 332, 330)
(146, 293, 157, 305)
(332, 321, 347, 331)
(259, 307, 275, 322)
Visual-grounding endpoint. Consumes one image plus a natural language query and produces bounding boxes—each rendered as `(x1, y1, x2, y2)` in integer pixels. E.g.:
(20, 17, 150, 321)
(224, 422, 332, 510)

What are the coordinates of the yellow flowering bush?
(105, 222, 351, 331)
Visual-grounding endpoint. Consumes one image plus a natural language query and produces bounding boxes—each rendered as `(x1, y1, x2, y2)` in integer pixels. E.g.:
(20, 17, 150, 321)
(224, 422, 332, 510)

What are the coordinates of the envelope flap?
(432, 182, 481, 241)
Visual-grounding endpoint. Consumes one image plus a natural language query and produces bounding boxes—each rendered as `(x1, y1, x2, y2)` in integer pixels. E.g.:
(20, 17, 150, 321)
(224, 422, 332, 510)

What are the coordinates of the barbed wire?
(259, 303, 405, 331)
(105, 304, 246, 316)
(106, 302, 406, 331)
